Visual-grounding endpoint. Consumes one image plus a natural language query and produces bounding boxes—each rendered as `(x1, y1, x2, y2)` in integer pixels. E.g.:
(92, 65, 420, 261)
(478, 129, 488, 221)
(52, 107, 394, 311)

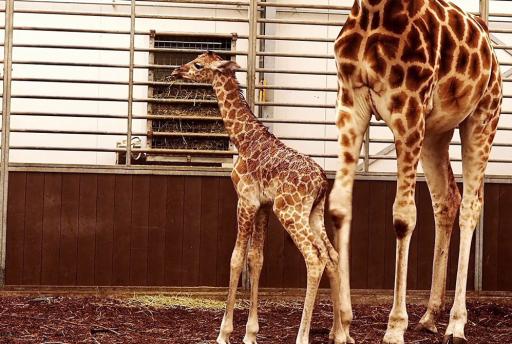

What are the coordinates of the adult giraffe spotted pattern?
(172, 52, 352, 344)
(330, 0, 502, 343)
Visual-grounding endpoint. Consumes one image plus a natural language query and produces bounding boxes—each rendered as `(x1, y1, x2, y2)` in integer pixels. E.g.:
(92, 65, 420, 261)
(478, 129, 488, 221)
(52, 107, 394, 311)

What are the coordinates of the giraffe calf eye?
(194, 63, 204, 70)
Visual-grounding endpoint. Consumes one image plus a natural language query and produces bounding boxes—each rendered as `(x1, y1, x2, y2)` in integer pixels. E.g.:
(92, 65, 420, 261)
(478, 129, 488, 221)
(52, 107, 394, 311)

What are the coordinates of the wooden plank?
(447, 184, 463, 290)
(416, 182, 435, 291)
(319, 181, 333, 289)
(351, 180, 369, 289)
(95, 175, 115, 286)
(5, 172, 27, 285)
(59, 174, 80, 285)
(216, 178, 238, 287)
(482, 184, 500, 291)
(130, 175, 150, 285)
(262, 212, 285, 288)
(147, 175, 168, 286)
(22, 173, 45, 285)
(407, 182, 421, 290)
(41, 173, 62, 285)
(181, 177, 202, 286)
(367, 181, 387, 289)
(165, 176, 185, 286)
(384, 181, 397, 289)
(199, 177, 219, 286)
(112, 175, 133, 286)
(498, 184, 512, 291)
(283, 230, 306, 288)
(76, 174, 97, 285)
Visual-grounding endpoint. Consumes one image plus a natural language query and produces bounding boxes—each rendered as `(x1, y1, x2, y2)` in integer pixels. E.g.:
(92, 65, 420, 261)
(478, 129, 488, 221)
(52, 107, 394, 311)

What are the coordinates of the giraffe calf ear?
(212, 60, 240, 73)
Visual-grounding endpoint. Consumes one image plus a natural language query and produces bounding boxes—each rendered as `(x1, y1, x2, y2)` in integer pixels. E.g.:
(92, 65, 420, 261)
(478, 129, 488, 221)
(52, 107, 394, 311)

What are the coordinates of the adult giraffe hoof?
(216, 337, 230, 344)
(414, 321, 438, 334)
(443, 334, 467, 344)
(328, 334, 348, 344)
(382, 331, 404, 344)
(328, 339, 347, 344)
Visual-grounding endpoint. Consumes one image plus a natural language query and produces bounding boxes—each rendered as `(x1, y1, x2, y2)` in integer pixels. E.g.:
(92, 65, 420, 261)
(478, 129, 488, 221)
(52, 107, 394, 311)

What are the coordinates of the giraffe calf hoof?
(414, 321, 438, 334)
(442, 334, 467, 344)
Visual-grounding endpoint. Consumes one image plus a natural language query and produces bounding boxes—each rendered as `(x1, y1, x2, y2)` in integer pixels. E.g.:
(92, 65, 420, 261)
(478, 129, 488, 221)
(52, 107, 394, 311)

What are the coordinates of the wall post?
(0, 0, 14, 286)
(126, 0, 136, 165)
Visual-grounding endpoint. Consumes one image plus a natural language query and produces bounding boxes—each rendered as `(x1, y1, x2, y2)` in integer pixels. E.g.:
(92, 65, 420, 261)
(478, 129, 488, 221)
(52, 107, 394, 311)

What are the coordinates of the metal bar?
(11, 9, 132, 18)
(8, 26, 137, 35)
(480, 0, 489, 22)
(12, 77, 130, 85)
(16, 0, 250, 7)
(135, 13, 249, 22)
(257, 51, 333, 59)
(489, 12, 512, 18)
(12, 9, 249, 22)
(257, 2, 350, 11)
(12, 60, 131, 68)
(364, 127, 370, 172)
(10, 111, 127, 119)
(258, 18, 345, 26)
(126, 0, 136, 166)
(256, 101, 335, 108)
(256, 84, 337, 92)
(256, 68, 337, 75)
(246, 0, 258, 111)
(489, 28, 512, 33)
(257, 34, 335, 42)
(150, 131, 229, 138)
(137, 0, 249, 5)
(10, 129, 143, 136)
(0, 0, 13, 287)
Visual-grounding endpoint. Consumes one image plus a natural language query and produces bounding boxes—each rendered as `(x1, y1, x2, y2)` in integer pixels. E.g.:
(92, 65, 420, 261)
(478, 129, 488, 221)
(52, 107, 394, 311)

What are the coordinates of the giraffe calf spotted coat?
(172, 53, 351, 344)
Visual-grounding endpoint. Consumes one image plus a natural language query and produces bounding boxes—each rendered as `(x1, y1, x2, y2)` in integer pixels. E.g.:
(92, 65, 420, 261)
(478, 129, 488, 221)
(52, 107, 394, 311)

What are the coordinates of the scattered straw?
(124, 295, 246, 311)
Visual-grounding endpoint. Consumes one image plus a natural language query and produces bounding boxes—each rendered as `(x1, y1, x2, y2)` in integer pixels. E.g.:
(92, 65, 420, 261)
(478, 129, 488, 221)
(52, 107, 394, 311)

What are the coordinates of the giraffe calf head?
(171, 52, 240, 84)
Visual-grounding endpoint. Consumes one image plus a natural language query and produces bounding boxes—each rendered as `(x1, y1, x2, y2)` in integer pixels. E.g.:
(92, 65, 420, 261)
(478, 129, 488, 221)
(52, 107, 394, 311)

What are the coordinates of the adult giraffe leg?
(217, 198, 259, 344)
(444, 107, 499, 344)
(383, 109, 425, 344)
(274, 198, 326, 344)
(329, 89, 371, 344)
(243, 205, 270, 344)
(309, 196, 347, 344)
(416, 130, 461, 334)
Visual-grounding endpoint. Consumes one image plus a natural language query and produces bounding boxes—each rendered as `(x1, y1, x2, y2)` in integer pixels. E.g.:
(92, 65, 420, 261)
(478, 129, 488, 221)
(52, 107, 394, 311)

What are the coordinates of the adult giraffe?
(330, 1, 502, 343)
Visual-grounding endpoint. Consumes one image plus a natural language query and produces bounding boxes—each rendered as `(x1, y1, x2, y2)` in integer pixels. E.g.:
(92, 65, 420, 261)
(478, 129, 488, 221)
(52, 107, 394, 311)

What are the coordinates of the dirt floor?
(0, 295, 511, 343)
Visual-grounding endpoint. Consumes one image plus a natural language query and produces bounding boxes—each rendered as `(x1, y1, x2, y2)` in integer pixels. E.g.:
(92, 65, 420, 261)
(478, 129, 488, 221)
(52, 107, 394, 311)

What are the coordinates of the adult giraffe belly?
(424, 91, 480, 134)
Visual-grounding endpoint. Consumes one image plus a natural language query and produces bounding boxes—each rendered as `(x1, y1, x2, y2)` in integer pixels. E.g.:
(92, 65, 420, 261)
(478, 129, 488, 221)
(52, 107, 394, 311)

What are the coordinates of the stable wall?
(6, 171, 510, 291)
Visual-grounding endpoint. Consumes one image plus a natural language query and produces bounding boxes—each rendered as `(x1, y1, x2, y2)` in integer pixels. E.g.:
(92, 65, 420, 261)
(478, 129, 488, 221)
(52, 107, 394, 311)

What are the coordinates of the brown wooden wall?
(7, 171, 511, 291)
(482, 183, 512, 291)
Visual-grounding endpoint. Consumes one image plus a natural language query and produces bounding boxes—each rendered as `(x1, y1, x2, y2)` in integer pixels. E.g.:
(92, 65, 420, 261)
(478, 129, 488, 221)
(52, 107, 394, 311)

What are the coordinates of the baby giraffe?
(171, 52, 352, 344)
